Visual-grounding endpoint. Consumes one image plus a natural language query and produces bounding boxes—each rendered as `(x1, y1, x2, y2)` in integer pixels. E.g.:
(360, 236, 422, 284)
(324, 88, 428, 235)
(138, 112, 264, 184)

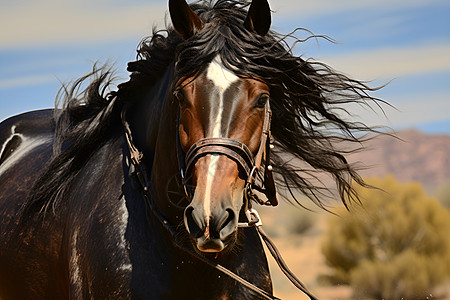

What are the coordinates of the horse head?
(169, 0, 273, 253)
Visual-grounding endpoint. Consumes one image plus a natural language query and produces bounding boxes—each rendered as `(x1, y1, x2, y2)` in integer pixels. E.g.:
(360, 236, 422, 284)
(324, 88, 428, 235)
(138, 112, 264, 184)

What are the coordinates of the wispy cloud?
(393, 94, 450, 126)
(320, 42, 450, 80)
(0, 74, 59, 90)
(344, 91, 450, 129)
(272, 0, 448, 18)
(0, 57, 83, 77)
(0, 0, 167, 49)
(2, 0, 448, 50)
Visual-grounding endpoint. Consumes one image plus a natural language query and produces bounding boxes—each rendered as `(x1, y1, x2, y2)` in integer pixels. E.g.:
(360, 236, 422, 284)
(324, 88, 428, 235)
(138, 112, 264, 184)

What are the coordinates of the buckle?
(238, 208, 262, 228)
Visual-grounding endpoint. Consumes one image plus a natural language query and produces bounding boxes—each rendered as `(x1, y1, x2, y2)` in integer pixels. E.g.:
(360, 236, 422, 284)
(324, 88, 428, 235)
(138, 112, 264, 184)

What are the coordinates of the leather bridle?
(121, 99, 318, 300)
(176, 101, 278, 227)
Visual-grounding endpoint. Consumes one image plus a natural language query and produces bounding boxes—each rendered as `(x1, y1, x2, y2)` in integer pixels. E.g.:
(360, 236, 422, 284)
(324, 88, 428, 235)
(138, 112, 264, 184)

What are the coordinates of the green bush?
(321, 176, 450, 299)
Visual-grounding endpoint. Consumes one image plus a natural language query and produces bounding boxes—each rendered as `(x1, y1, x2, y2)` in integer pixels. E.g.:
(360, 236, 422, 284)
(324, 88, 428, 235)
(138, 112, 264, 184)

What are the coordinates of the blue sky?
(1, 0, 449, 134)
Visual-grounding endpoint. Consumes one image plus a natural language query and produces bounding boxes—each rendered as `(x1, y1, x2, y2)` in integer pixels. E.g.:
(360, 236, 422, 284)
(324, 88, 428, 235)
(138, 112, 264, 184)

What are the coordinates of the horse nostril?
(184, 206, 204, 239)
(215, 208, 236, 240)
(221, 209, 235, 231)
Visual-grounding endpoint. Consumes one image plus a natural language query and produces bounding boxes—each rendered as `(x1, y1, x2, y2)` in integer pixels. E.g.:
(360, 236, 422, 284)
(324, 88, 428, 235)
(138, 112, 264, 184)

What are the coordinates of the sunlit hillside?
(347, 130, 450, 191)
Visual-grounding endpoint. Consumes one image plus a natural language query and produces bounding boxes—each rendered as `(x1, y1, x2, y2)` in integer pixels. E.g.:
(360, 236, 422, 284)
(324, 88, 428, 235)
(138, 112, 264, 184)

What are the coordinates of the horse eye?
(174, 89, 186, 104)
(255, 94, 269, 108)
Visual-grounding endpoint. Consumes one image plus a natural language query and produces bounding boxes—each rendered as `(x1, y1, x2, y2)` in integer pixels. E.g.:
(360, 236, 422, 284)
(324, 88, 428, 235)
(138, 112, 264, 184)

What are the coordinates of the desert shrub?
(260, 201, 317, 237)
(321, 176, 450, 300)
(283, 205, 316, 235)
(435, 179, 450, 209)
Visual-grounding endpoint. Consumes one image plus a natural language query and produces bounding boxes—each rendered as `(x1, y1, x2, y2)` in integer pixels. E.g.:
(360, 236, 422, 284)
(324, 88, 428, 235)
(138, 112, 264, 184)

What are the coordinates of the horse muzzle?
(184, 198, 238, 252)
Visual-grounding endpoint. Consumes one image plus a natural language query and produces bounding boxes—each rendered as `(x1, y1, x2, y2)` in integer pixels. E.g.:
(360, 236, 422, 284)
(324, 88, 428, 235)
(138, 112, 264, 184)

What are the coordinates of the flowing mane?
(26, 0, 386, 216)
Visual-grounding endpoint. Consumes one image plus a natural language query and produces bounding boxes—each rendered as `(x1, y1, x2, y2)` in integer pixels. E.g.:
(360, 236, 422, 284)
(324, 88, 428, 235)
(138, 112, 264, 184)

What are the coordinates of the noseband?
(176, 101, 278, 227)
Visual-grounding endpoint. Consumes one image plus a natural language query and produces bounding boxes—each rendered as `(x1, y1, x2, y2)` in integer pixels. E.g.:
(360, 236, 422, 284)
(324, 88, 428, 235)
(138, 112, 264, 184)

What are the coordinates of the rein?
(121, 107, 318, 300)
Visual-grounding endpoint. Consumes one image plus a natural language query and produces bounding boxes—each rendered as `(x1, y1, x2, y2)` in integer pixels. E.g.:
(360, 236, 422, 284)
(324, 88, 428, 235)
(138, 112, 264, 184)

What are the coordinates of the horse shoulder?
(65, 137, 136, 298)
(0, 109, 63, 298)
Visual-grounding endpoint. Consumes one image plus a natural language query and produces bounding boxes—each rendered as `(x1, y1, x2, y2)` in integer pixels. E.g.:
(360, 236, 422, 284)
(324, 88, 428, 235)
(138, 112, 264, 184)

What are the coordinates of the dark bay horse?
(0, 0, 384, 298)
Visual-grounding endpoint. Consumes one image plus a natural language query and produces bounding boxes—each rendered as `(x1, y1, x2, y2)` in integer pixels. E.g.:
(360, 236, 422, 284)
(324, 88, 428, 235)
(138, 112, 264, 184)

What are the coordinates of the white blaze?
(201, 57, 239, 222)
(206, 57, 239, 137)
(206, 58, 239, 93)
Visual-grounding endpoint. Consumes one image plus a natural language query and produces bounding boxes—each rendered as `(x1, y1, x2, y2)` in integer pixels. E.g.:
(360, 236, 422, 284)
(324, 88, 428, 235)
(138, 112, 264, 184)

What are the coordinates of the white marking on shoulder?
(116, 195, 132, 272)
(70, 229, 83, 296)
(0, 125, 51, 177)
(0, 126, 20, 157)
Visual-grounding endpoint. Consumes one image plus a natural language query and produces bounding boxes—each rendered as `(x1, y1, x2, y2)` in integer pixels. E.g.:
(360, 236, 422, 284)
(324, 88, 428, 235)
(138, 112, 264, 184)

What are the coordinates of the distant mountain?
(347, 129, 450, 190)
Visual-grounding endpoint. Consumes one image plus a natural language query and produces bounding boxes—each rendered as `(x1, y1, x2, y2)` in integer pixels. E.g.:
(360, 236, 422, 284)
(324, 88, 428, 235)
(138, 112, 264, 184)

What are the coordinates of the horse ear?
(169, 0, 203, 40)
(244, 0, 271, 36)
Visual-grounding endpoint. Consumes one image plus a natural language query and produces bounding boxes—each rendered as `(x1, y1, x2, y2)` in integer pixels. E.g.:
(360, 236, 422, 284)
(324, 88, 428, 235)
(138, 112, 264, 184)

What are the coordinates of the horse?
(0, 0, 385, 298)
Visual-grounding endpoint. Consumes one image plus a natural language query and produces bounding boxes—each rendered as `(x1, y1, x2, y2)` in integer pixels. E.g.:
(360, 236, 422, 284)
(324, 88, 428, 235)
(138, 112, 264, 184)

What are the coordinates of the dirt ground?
(259, 208, 450, 300)
(262, 210, 352, 300)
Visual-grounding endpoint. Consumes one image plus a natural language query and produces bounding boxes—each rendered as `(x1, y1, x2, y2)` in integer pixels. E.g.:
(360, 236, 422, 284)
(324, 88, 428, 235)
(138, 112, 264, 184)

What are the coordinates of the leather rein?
(121, 101, 318, 300)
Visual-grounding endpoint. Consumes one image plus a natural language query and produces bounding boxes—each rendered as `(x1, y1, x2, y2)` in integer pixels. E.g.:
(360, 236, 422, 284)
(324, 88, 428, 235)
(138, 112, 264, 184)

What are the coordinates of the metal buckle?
(238, 208, 262, 228)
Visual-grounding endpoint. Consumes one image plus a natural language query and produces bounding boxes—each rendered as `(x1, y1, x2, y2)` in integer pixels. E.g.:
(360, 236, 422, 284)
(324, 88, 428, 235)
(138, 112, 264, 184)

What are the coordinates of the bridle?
(121, 98, 318, 300)
(176, 100, 278, 228)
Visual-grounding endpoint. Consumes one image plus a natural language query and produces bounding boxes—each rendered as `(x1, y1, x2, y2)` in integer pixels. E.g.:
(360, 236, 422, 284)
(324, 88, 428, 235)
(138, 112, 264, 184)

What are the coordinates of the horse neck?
(150, 92, 184, 225)
(128, 65, 184, 225)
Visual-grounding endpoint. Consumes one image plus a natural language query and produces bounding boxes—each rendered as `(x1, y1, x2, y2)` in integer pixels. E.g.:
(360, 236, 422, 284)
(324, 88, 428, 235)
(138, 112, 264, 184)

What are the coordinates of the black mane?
(26, 0, 387, 216)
